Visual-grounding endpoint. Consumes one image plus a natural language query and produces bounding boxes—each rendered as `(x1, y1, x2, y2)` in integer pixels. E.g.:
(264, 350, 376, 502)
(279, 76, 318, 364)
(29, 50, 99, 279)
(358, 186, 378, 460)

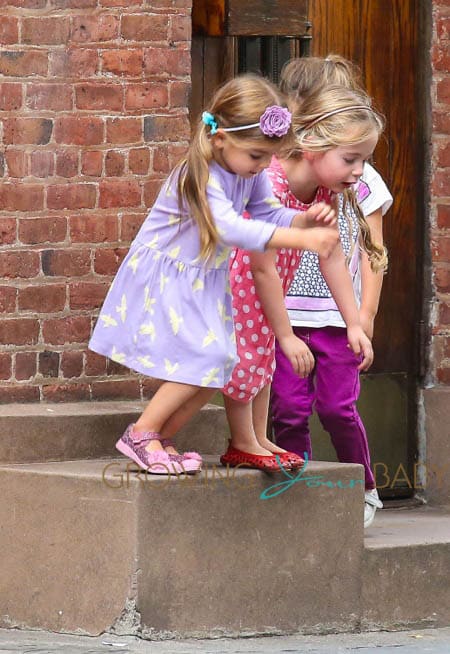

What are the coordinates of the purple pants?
(271, 326, 375, 489)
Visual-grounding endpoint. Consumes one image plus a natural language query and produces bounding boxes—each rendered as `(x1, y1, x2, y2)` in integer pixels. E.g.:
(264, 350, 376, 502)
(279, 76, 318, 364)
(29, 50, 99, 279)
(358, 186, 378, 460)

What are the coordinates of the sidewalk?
(1, 627, 450, 653)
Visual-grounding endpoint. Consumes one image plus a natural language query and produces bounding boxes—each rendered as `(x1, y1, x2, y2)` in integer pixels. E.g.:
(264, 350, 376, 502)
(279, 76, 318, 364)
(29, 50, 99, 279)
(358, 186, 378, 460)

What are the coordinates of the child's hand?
(359, 309, 375, 340)
(302, 226, 339, 258)
(300, 201, 337, 227)
(278, 334, 314, 377)
(346, 325, 374, 371)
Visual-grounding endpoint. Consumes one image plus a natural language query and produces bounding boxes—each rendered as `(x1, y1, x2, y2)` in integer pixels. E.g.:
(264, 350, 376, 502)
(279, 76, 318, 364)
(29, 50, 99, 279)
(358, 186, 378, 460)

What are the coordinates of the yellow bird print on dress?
(168, 246, 181, 259)
(165, 184, 173, 197)
(192, 278, 204, 292)
(144, 287, 156, 314)
(127, 253, 140, 274)
(160, 272, 169, 293)
(244, 197, 250, 207)
(217, 299, 232, 322)
(202, 328, 218, 347)
(175, 261, 185, 272)
(146, 234, 159, 249)
(111, 346, 126, 364)
(207, 175, 223, 192)
(201, 367, 220, 386)
(139, 322, 156, 341)
(169, 307, 183, 334)
(137, 356, 155, 369)
(215, 248, 229, 268)
(153, 251, 162, 261)
(264, 197, 283, 209)
(99, 314, 118, 328)
(164, 359, 179, 375)
(116, 294, 127, 323)
(168, 214, 179, 226)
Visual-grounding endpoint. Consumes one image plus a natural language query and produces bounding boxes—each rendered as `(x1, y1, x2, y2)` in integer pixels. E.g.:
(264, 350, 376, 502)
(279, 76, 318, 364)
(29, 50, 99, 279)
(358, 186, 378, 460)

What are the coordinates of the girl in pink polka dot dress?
(221, 85, 378, 472)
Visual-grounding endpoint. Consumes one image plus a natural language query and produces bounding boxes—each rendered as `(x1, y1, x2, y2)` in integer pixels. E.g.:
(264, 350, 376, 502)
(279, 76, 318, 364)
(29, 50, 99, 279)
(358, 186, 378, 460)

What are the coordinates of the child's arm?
(250, 250, 314, 377)
(319, 243, 374, 371)
(359, 207, 384, 339)
(266, 223, 339, 259)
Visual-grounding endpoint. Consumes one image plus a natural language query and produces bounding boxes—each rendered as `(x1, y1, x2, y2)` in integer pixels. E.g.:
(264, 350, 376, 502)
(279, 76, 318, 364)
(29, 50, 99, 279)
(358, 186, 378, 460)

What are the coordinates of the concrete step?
(0, 401, 229, 464)
(0, 456, 365, 637)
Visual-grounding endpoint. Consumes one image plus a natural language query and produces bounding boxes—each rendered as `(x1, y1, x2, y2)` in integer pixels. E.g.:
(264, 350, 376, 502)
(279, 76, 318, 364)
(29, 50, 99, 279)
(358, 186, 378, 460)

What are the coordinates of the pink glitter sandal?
(116, 424, 185, 475)
(160, 437, 202, 473)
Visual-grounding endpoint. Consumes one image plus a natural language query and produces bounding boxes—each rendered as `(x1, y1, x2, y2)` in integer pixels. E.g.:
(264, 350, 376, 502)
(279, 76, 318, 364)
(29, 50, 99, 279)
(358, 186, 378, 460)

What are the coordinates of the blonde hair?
(176, 74, 293, 262)
(290, 83, 388, 273)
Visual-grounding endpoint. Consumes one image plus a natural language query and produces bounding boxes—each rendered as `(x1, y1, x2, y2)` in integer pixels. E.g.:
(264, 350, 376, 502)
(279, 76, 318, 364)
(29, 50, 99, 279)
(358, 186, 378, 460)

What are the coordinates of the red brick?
(81, 151, 103, 176)
(99, 179, 141, 208)
(0, 385, 40, 403)
(0, 16, 19, 44)
(0, 319, 39, 345)
(168, 143, 187, 166)
(54, 116, 104, 145)
(436, 366, 450, 385)
(85, 349, 107, 376)
(0, 251, 40, 278)
(93, 247, 128, 274)
(43, 316, 91, 345)
(106, 358, 129, 375)
(69, 281, 108, 309)
(436, 141, 450, 167)
(0, 0, 46, 6)
(0, 50, 48, 77)
(141, 376, 162, 397)
(437, 77, 450, 104)
(70, 214, 118, 243)
(101, 49, 144, 76)
(436, 14, 450, 40)
(30, 151, 55, 178)
(49, 0, 97, 7)
(47, 184, 97, 210)
(0, 153, 4, 178)
(0, 217, 16, 245)
(437, 204, 450, 229)
(22, 17, 70, 45)
(106, 117, 142, 144)
(18, 284, 66, 312)
(432, 45, 450, 72)
(143, 178, 165, 206)
(91, 379, 141, 400)
(105, 150, 125, 176)
(3, 118, 53, 145)
(433, 109, 450, 134)
(144, 46, 190, 77)
(121, 14, 168, 42)
(41, 249, 91, 277)
(15, 352, 37, 381)
(432, 169, 450, 196)
(5, 149, 28, 178)
(38, 350, 60, 378)
(120, 214, 145, 241)
(60, 350, 84, 378)
(50, 49, 99, 77)
(26, 83, 73, 111)
(71, 15, 120, 43)
(434, 267, 450, 294)
(0, 83, 22, 110)
(438, 302, 450, 327)
(100, 0, 143, 4)
(169, 13, 191, 41)
(0, 183, 44, 212)
(0, 353, 12, 380)
(152, 145, 170, 173)
(431, 236, 450, 263)
(125, 83, 168, 110)
(144, 114, 189, 142)
(0, 287, 17, 313)
(18, 216, 67, 245)
(56, 149, 79, 178)
(75, 83, 123, 111)
(42, 383, 90, 402)
(169, 80, 189, 108)
(129, 148, 150, 175)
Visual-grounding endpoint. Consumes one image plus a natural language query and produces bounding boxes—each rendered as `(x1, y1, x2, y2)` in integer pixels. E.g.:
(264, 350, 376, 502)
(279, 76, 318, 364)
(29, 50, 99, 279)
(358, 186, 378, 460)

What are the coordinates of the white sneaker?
(364, 488, 383, 528)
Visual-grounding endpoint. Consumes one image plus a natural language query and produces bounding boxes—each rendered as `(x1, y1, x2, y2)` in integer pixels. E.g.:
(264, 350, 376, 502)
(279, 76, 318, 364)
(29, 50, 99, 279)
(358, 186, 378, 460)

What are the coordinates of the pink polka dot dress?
(223, 157, 332, 403)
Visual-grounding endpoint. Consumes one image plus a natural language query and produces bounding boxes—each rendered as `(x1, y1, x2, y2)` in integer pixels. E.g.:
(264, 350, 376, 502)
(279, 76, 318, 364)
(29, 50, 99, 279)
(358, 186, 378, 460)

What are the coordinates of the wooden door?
(191, 0, 428, 497)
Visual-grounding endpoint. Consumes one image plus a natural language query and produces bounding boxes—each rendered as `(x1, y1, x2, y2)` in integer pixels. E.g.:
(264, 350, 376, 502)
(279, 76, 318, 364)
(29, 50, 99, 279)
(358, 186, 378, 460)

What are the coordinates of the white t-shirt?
(285, 163, 393, 328)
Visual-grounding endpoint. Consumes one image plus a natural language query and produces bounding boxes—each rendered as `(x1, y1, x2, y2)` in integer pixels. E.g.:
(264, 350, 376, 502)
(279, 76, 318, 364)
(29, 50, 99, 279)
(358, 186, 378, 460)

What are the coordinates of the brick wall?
(430, 0, 450, 385)
(0, 0, 191, 402)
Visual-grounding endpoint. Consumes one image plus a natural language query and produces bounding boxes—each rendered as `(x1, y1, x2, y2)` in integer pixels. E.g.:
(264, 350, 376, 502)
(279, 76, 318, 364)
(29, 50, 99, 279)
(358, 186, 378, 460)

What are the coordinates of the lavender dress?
(89, 161, 298, 388)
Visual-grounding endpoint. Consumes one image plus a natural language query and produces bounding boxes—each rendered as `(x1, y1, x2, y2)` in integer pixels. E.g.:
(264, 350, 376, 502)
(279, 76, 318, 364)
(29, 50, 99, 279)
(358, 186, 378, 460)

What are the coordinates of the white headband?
(304, 105, 374, 129)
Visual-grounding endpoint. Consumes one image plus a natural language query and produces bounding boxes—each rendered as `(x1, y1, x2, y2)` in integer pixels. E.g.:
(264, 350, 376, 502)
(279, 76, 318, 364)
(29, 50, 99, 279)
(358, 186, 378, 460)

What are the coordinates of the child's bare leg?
(223, 394, 273, 455)
(160, 387, 216, 454)
(134, 381, 203, 452)
(252, 384, 288, 454)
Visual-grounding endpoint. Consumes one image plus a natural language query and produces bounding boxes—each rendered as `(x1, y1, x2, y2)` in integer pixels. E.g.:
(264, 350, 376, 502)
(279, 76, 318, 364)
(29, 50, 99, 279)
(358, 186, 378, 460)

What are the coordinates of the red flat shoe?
(220, 444, 289, 472)
(276, 451, 304, 470)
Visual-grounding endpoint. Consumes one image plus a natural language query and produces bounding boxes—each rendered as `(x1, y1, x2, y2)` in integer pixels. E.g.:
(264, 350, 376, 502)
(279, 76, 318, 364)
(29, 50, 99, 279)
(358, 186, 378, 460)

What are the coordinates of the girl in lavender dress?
(89, 74, 338, 475)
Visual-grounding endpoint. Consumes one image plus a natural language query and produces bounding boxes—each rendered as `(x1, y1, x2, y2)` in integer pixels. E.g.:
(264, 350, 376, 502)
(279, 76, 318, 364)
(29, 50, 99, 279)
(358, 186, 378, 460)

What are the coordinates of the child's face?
(212, 133, 277, 178)
(308, 130, 378, 193)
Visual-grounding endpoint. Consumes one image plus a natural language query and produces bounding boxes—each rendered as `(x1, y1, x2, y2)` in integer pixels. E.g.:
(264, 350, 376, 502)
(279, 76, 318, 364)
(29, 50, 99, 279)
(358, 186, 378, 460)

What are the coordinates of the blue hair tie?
(202, 111, 218, 135)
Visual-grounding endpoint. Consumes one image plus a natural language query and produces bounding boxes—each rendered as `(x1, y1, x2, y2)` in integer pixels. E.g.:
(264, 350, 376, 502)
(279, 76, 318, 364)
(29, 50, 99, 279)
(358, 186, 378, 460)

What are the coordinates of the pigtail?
(344, 188, 388, 273)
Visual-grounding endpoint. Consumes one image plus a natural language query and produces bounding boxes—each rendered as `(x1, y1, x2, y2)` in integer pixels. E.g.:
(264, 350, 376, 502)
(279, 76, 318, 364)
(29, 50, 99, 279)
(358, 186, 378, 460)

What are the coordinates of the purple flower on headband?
(259, 105, 292, 138)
